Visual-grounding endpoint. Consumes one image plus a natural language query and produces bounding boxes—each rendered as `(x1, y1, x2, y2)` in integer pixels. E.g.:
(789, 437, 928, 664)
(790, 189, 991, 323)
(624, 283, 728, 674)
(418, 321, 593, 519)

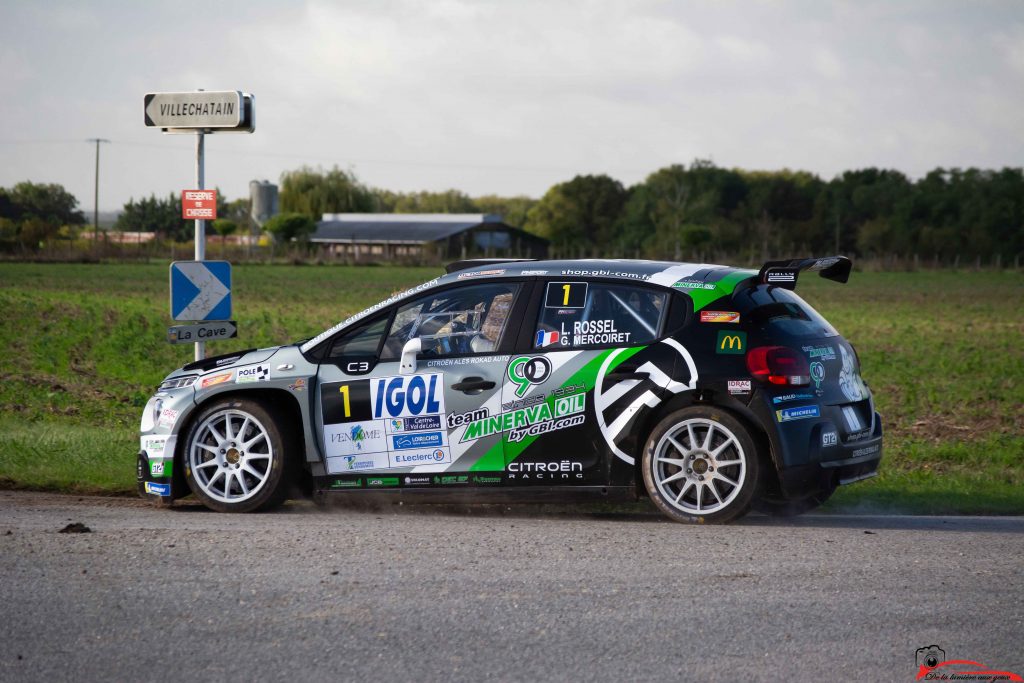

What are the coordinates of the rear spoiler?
(756, 256, 852, 290)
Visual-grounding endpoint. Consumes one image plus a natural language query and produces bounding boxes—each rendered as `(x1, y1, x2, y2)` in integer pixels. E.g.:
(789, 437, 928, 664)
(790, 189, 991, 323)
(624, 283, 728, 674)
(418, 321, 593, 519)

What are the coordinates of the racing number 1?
(338, 385, 351, 418)
(545, 281, 587, 309)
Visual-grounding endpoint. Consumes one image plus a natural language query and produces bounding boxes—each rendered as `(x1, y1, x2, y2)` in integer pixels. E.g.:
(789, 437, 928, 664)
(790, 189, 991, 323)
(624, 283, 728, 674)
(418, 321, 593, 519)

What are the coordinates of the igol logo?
(508, 356, 553, 397)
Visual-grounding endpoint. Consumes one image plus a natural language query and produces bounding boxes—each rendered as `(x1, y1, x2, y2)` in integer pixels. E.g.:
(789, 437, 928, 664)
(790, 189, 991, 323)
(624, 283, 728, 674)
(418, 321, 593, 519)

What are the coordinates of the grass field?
(1, 262, 1021, 514)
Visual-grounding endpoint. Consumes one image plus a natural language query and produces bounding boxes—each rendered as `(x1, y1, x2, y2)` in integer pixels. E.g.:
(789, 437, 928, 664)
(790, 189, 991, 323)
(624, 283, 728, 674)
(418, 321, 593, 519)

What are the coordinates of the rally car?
(138, 256, 882, 523)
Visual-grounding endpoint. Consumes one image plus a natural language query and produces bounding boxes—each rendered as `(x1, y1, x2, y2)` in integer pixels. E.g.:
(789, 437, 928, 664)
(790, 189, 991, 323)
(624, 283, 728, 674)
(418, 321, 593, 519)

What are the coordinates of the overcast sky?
(1, 0, 1022, 213)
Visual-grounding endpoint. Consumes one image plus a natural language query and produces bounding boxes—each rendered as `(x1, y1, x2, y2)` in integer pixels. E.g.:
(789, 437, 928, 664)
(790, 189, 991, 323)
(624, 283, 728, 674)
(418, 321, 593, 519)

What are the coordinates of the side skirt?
(313, 478, 637, 504)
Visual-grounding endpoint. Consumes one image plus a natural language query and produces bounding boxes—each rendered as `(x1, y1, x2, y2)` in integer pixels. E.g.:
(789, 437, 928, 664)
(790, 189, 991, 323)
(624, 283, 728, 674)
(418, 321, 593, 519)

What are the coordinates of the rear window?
(737, 287, 838, 339)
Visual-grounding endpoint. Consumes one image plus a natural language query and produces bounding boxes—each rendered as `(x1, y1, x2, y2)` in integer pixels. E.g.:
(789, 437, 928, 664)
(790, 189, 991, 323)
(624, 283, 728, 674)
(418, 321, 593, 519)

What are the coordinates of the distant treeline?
(3, 160, 1023, 263)
(274, 162, 1024, 262)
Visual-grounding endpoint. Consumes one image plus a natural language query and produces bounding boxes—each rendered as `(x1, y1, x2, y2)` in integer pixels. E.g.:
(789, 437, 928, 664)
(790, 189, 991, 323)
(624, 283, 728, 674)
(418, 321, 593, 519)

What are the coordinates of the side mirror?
(399, 338, 422, 375)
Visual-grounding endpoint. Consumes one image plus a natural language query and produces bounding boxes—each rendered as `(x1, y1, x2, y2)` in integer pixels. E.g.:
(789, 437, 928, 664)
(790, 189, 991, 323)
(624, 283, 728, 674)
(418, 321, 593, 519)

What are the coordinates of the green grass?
(1, 262, 1022, 513)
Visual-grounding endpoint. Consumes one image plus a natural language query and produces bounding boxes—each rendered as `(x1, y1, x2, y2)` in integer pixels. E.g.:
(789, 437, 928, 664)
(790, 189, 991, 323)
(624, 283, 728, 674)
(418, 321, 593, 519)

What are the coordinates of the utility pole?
(87, 138, 110, 245)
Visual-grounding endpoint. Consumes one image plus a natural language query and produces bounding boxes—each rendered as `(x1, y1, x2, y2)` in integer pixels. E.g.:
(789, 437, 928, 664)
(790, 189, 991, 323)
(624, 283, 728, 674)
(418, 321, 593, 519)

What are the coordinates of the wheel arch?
(177, 388, 309, 481)
(631, 389, 778, 495)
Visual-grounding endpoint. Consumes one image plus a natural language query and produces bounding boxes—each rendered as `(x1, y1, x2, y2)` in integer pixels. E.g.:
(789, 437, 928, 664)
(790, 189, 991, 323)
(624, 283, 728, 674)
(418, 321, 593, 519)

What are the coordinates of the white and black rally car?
(138, 257, 882, 523)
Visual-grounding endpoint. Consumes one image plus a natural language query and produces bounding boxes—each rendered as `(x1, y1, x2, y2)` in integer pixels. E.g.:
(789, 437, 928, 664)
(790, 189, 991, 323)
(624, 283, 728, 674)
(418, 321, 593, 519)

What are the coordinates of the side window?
(326, 315, 389, 362)
(382, 283, 520, 359)
(534, 282, 667, 349)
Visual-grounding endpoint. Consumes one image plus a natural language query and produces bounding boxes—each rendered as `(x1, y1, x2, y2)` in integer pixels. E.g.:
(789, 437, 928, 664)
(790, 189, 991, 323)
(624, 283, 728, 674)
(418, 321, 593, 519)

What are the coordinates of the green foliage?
(115, 190, 229, 242)
(263, 212, 316, 242)
(374, 189, 478, 214)
(619, 161, 745, 257)
(279, 166, 375, 218)
(223, 197, 252, 235)
(212, 218, 238, 238)
(525, 174, 628, 250)
(0, 181, 85, 249)
(115, 193, 187, 240)
(5, 181, 85, 226)
(474, 195, 536, 228)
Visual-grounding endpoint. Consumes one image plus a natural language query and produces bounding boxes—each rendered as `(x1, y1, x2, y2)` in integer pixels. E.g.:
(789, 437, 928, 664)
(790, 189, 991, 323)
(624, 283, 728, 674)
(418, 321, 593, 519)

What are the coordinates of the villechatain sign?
(182, 190, 217, 220)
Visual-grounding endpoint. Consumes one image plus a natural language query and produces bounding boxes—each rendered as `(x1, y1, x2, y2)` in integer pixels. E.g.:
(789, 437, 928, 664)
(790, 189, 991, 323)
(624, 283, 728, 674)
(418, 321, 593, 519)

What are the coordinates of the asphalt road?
(0, 491, 1021, 682)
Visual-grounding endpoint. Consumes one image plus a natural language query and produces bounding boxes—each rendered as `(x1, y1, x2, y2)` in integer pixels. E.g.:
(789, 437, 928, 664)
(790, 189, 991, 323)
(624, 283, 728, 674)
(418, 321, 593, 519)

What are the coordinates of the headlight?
(158, 375, 198, 391)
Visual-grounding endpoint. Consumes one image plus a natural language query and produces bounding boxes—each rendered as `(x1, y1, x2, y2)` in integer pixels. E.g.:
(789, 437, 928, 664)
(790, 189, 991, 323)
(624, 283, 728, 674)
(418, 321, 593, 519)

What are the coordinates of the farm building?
(310, 213, 549, 260)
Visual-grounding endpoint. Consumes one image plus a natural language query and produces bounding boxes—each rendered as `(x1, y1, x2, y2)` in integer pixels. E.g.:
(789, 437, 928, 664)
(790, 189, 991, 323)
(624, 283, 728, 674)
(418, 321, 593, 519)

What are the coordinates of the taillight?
(746, 346, 811, 386)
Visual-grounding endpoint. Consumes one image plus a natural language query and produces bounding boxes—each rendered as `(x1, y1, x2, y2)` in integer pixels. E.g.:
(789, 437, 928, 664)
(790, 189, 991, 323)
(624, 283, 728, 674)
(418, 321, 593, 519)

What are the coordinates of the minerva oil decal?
(471, 347, 646, 471)
(675, 270, 756, 311)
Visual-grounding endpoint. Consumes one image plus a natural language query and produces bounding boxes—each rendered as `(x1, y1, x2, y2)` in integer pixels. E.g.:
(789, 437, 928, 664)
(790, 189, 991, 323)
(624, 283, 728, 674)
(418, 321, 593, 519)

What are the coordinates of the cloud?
(0, 0, 1022, 209)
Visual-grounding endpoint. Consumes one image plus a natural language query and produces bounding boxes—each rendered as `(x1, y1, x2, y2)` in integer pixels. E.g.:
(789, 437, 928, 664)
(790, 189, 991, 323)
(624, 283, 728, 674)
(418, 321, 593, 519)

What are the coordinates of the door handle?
(452, 376, 496, 393)
(606, 371, 649, 382)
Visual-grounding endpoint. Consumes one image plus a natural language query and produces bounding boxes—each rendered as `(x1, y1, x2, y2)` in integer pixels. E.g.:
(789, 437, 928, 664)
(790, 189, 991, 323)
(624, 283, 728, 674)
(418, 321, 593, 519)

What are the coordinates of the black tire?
(753, 486, 836, 517)
(642, 406, 761, 524)
(182, 397, 294, 513)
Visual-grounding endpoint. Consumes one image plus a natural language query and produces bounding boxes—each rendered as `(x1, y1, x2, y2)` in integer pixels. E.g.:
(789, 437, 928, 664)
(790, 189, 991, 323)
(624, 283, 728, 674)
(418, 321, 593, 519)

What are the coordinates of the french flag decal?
(536, 330, 560, 347)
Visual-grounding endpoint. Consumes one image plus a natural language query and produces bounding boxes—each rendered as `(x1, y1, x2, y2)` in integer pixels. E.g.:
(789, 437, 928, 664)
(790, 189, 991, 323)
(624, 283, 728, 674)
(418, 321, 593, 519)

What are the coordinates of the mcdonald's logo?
(716, 331, 747, 355)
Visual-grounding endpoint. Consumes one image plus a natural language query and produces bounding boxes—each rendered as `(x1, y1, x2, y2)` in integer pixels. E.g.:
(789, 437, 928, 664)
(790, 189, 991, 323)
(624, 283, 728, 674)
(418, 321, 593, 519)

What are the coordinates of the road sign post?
(145, 90, 254, 360)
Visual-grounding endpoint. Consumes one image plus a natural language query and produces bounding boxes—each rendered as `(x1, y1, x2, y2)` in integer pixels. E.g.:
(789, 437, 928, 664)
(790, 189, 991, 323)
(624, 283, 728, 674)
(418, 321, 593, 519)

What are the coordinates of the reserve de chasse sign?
(144, 91, 242, 129)
(182, 190, 217, 220)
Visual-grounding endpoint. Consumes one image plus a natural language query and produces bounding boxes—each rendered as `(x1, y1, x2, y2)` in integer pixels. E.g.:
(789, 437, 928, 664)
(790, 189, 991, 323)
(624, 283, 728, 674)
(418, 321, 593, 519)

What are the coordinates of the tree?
(474, 195, 537, 228)
(0, 182, 85, 249)
(212, 218, 238, 254)
(263, 212, 316, 243)
(524, 175, 628, 252)
(391, 189, 477, 214)
(114, 190, 229, 243)
(280, 166, 374, 218)
(8, 182, 85, 226)
(115, 193, 188, 241)
(617, 161, 741, 258)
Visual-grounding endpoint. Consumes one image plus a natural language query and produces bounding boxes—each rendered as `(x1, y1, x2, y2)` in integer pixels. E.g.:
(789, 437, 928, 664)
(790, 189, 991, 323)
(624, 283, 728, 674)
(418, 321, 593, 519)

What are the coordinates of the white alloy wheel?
(651, 418, 747, 515)
(189, 408, 275, 505)
(643, 406, 760, 524)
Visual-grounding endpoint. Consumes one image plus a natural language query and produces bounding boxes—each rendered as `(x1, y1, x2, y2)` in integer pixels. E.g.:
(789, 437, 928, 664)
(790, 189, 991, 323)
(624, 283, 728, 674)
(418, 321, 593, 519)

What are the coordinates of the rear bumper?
(776, 412, 884, 499)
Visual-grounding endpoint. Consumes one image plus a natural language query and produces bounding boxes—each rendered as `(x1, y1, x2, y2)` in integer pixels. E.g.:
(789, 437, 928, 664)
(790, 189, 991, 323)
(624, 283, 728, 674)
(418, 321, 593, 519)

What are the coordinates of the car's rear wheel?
(184, 398, 292, 513)
(642, 406, 760, 524)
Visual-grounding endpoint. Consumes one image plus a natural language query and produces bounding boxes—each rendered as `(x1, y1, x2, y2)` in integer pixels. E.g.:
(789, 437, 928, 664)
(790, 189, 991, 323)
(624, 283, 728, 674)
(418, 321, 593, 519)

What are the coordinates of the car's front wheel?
(642, 406, 760, 524)
(183, 398, 292, 512)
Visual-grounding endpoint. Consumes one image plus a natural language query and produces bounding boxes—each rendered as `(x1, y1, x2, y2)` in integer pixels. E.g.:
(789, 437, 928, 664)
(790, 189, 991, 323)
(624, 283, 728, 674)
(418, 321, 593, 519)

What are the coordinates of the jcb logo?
(716, 331, 746, 355)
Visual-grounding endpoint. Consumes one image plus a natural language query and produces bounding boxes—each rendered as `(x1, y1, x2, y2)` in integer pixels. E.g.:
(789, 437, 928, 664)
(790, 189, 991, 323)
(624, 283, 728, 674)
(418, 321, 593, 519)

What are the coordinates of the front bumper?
(138, 388, 193, 503)
(137, 434, 179, 502)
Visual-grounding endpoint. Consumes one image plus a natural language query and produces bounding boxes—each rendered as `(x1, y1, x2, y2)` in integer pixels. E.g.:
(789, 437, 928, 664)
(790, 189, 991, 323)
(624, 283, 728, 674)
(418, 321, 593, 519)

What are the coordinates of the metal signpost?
(144, 90, 255, 360)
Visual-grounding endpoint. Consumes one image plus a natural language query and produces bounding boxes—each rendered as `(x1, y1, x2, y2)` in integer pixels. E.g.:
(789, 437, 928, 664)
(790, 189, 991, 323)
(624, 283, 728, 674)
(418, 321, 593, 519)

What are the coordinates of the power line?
(0, 136, 647, 176)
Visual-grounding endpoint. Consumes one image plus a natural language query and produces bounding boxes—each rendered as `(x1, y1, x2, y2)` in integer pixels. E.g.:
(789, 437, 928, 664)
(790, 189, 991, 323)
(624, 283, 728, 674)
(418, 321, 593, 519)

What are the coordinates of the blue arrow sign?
(170, 261, 232, 321)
